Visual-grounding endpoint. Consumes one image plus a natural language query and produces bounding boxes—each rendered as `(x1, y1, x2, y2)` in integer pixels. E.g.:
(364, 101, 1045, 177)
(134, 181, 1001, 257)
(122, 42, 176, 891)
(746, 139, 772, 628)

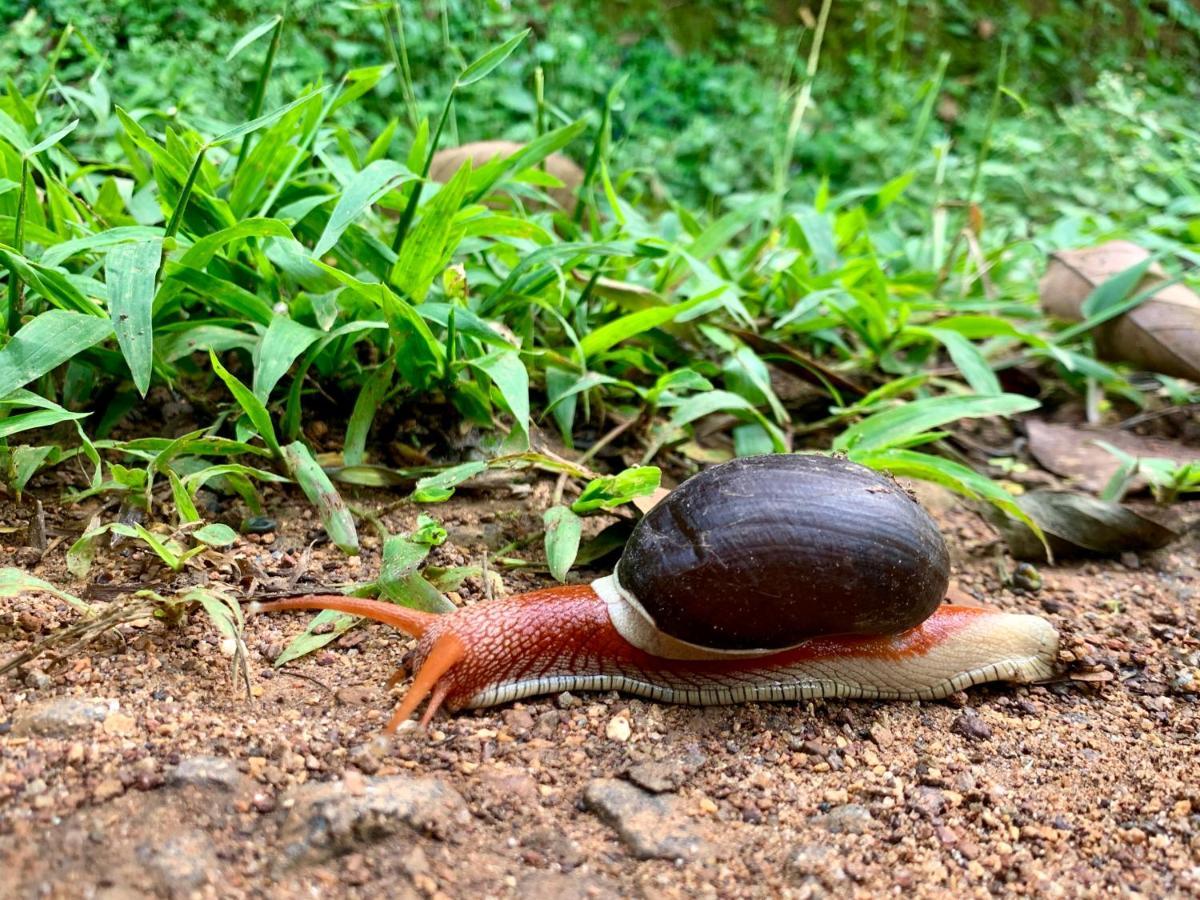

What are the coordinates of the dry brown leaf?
(1039, 240, 1200, 381)
(429, 140, 583, 214)
(1025, 419, 1198, 493)
(996, 489, 1182, 561)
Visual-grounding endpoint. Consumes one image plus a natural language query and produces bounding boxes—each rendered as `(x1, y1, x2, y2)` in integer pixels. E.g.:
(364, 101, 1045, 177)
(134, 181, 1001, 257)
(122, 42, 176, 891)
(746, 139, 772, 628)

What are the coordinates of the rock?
(279, 775, 469, 866)
(102, 711, 137, 736)
(11, 697, 115, 737)
(502, 708, 535, 732)
(583, 778, 708, 861)
(166, 756, 244, 792)
(951, 712, 994, 741)
(907, 785, 948, 820)
(812, 803, 874, 834)
(523, 827, 585, 870)
(92, 778, 125, 802)
(626, 761, 683, 794)
(785, 843, 847, 888)
(136, 829, 217, 892)
(605, 715, 632, 742)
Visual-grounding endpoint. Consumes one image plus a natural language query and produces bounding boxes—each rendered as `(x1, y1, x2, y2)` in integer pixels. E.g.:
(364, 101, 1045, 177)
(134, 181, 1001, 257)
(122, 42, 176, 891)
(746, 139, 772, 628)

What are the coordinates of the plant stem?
(391, 88, 455, 253)
(773, 0, 832, 216)
(236, 13, 286, 174)
(967, 42, 1008, 204)
(6, 158, 29, 338)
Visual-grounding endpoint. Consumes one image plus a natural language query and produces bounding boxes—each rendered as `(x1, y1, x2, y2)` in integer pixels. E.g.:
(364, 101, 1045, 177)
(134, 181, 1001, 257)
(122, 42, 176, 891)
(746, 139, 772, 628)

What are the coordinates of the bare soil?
(0, 478, 1197, 899)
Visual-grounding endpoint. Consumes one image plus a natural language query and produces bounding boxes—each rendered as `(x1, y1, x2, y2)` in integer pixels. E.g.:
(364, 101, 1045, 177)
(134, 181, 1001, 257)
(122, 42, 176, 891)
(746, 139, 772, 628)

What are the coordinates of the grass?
(0, 5, 1197, 666)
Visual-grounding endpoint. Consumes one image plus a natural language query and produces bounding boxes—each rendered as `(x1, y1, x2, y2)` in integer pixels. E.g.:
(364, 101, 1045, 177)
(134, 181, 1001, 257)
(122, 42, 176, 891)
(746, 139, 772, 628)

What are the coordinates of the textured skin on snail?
(616, 454, 951, 650)
(252, 455, 1060, 730)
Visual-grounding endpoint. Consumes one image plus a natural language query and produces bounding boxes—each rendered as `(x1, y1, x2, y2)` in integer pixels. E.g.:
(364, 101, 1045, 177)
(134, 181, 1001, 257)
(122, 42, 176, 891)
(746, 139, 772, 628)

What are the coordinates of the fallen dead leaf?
(996, 490, 1182, 560)
(1025, 419, 1198, 493)
(1039, 240, 1200, 381)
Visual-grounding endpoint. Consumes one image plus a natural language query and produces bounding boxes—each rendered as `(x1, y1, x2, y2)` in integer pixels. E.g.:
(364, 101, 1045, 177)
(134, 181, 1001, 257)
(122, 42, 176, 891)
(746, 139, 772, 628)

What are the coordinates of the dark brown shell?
(616, 455, 950, 650)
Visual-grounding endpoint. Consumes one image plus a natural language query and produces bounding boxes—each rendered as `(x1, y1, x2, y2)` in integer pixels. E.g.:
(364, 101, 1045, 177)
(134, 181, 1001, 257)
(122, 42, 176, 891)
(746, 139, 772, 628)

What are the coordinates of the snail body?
(255, 455, 1059, 730)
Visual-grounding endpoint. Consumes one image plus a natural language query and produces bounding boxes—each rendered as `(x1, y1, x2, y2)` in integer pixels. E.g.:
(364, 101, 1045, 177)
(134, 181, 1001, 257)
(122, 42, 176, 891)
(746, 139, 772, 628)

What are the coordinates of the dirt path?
(1, 483, 1197, 898)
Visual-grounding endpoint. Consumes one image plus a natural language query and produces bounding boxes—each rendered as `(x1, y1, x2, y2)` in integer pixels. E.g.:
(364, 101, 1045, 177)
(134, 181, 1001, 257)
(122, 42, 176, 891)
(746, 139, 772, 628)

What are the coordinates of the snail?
(253, 455, 1059, 731)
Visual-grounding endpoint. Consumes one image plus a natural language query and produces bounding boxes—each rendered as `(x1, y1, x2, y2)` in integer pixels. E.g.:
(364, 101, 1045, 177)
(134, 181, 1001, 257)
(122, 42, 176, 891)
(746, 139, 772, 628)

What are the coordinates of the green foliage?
(0, 0, 1195, 586)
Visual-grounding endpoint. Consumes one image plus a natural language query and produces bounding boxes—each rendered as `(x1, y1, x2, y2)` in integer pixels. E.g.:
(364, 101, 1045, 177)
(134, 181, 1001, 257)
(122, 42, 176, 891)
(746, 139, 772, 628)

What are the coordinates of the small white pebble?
(606, 714, 632, 742)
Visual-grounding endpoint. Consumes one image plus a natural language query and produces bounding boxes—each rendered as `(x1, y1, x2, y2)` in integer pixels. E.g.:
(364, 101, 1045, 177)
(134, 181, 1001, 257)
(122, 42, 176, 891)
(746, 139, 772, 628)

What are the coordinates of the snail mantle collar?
(591, 573, 795, 661)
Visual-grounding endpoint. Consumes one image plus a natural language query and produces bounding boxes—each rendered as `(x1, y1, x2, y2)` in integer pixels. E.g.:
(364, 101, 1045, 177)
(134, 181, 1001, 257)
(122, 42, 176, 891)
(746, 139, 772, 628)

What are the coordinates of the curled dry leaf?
(1025, 419, 1198, 494)
(997, 489, 1182, 561)
(430, 139, 584, 213)
(1039, 240, 1200, 381)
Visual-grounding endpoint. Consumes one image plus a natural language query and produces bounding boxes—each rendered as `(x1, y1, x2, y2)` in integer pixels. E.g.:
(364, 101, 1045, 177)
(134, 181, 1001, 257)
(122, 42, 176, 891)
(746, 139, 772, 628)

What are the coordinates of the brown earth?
(0, 478, 1197, 899)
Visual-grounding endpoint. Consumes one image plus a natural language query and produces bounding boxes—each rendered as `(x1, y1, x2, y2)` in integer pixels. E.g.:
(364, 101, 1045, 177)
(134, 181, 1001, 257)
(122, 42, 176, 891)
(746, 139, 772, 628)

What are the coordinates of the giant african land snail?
(254, 455, 1059, 730)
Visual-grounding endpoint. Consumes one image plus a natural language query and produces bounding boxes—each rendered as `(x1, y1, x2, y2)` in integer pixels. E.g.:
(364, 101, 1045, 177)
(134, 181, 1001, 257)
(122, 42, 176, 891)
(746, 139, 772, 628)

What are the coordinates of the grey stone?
(279, 775, 469, 866)
(583, 778, 708, 861)
(136, 829, 217, 892)
(785, 843, 847, 891)
(10, 697, 114, 737)
(165, 756, 244, 792)
(626, 761, 683, 794)
(907, 785, 948, 819)
(812, 803, 874, 834)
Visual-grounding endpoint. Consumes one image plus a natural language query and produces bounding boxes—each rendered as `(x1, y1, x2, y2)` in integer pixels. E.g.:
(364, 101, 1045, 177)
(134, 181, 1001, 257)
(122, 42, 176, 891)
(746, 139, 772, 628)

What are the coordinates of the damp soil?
(0, 475, 1197, 899)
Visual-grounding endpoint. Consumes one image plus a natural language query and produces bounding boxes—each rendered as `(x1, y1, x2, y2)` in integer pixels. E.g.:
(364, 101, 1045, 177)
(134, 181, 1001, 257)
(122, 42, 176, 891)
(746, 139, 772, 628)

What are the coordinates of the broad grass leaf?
(226, 16, 281, 61)
(0, 249, 105, 316)
(40, 226, 164, 267)
(0, 407, 88, 440)
(580, 293, 709, 358)
(667, 390, 788, 452)
(343, 359, 395, 467)
(411, 460, 487, 503)
(209, 350, 280, 456)
(456, 30, 530, 87)
(211, 88, 329, 146)
(913, 326, 1002, 395)
(391, 161, 471, 302)
(833, 393, 1040, 454)
(179, 218, 293, 268)
(572, 466, 661, 513)
(25, 120, 79, 157)
(0, 310, 112, 398)
(282, 440, 359, 554)
(543, 505, 582, 582)
(0, 567, 91, 614)
(468, 350, 529, 444)
(314, 263, 443, 389)
(274, 609, 359, 666)
(163, 263, 274, 325)
(252, 315, 322, 402)
(105, 237, 162, 396)
(314, 159, 417, 257)
(193, 523, 238, 546)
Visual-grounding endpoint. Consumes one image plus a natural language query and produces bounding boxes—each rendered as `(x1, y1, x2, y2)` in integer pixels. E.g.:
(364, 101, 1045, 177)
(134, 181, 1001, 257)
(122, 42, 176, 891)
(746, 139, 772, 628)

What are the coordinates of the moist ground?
(0, 480, 1197, 899)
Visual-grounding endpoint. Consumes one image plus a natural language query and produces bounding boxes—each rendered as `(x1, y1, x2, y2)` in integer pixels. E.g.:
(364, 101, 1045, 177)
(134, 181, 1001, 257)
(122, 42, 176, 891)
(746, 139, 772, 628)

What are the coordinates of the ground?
(0, 476, 1197, 899)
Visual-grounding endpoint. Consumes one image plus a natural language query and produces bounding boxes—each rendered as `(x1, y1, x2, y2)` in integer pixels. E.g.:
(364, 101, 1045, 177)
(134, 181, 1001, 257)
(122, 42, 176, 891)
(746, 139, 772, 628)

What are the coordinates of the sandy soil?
(0, 478, 1197, 899)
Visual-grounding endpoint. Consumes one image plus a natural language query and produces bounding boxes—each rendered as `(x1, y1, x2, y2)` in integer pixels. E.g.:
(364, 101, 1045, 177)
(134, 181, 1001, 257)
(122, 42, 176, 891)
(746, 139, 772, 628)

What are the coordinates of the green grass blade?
(543, 504, 582, 582)
(252, 315, 322, 403)
(0, 310, 112, 398)
(282, 440, 359, 554)
(105, 237, 162, 396)
(833, 394, 1041, 454)
(315, 160, 417, 257)
(456, 29, 530, 87)
(209, 349, 280, 457)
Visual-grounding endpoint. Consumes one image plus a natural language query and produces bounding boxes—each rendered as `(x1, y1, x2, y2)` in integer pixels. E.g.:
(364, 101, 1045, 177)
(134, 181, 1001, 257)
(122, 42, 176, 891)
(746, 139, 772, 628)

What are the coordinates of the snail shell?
(593, 454, 951, 659)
